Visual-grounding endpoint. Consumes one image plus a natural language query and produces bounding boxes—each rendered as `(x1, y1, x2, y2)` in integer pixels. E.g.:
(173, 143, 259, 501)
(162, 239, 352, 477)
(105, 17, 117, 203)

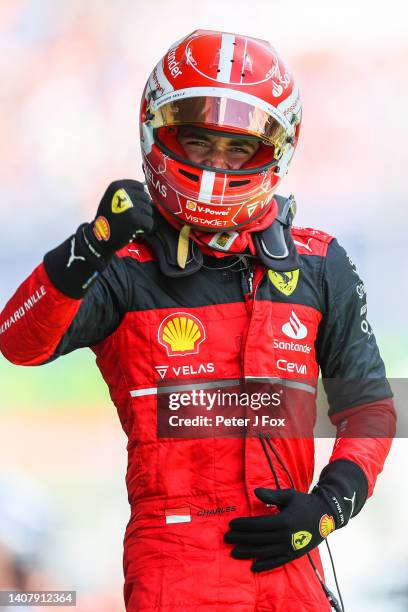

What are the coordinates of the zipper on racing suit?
(240, 256, 255, 306)
(239, 259, 343, 611)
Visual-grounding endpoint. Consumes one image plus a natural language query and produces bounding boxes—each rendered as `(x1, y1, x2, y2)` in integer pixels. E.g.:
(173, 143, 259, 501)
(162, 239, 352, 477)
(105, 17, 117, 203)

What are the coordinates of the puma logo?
(343, 491, 356, 518)
(293, 237, 313, 252)
(67, 237, 85, 268)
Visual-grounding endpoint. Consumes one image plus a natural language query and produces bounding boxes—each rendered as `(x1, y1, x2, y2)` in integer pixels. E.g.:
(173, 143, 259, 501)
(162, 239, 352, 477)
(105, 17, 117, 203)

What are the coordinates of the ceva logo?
(282, 311, 308, 340)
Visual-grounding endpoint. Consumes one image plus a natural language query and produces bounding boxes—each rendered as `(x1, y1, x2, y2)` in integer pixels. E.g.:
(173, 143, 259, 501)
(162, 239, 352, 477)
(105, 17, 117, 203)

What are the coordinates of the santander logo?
(282, 311, 308, 340)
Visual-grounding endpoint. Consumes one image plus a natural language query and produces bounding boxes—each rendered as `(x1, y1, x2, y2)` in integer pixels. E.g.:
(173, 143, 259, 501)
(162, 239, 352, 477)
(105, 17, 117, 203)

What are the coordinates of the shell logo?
(319, 514, 335, 538)
(93, 216, 110, 242)
(158, 312, 206, 357)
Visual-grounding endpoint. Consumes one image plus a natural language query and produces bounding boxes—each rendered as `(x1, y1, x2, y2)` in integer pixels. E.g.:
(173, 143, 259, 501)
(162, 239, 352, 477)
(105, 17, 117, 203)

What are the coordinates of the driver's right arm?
(0, 180, 153, 365)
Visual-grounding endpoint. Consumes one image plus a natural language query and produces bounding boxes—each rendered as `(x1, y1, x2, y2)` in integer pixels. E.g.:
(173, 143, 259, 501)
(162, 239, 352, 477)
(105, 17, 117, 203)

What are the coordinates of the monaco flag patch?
(165, 507, 192, 525)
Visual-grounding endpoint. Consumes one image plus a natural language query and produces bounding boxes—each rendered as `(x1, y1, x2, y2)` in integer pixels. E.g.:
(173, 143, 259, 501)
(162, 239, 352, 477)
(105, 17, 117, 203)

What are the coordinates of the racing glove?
(44, 180, 154, 299)
(224, 459, 368, 572)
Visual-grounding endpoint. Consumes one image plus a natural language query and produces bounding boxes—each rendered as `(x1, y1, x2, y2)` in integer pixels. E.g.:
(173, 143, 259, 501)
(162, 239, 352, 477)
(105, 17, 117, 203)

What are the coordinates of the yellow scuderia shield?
(268, 269, 299, 296)
(291, 530, 312, 551)
(112, 188, 133, 214)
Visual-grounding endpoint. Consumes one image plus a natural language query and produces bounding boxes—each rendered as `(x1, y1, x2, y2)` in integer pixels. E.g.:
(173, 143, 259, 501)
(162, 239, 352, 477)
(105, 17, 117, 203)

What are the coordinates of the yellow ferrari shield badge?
(112, 188, 133, 214)
(268, 269, 299, 296)
(291, 530, 312, 551)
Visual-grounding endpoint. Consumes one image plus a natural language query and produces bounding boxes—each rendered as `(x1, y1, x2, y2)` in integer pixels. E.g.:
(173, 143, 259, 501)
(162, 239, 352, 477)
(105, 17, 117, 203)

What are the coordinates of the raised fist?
(85, 180, 155, 256)
(44, 180, 155, 299)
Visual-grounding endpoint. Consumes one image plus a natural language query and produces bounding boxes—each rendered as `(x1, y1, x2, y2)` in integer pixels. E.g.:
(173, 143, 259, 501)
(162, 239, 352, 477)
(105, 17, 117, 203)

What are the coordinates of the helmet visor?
(156, 125, 277, 174)
(148, 96, 287, 150)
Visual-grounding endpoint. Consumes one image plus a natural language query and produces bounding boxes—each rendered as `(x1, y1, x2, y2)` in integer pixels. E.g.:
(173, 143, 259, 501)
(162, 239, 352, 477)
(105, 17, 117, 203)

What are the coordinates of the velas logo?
(268, 269, 299, 296)
(158, 312, 206, 357)
(93, 216, 110, 241)
(247, 203, 258, 217)
(282, 311, 307, 340)
(291, 530, 312, 551)
(155, 366, 169, 379)
(111, 188, 133, 214)
(155, 362, 215, 379)
(319, 514, 335, 538)
(144, 165, 168, 198)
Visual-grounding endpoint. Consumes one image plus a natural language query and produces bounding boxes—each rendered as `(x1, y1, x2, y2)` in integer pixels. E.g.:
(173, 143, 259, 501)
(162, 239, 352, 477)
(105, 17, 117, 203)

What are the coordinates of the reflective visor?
(149, 96, 287, 152)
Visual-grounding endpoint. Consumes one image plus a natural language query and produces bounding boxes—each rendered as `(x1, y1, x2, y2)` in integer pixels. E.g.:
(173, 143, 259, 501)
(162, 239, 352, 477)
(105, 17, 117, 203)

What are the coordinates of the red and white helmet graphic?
(140, 30, 302, 232)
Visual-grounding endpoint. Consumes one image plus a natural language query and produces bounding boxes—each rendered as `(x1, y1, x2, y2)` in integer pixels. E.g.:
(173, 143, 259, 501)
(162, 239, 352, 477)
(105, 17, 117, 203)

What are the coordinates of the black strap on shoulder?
(144, 196, 301, 277)
(253, 194, 302, 272)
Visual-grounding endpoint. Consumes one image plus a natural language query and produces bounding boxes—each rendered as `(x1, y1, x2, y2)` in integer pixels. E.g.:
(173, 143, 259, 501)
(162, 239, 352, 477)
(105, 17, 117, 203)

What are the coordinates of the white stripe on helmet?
(239, 37, 249, 85)
(217, 33, 236, 83)
(198, 170, 216, 203)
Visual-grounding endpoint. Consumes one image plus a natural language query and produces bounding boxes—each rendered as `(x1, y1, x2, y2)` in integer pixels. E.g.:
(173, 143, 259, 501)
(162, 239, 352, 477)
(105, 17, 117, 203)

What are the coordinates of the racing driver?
(0, 30, 396, 611)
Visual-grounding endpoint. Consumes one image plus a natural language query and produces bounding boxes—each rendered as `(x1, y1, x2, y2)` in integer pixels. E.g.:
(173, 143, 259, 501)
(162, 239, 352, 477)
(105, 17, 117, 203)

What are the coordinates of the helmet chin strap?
(144, 195, 302, 277)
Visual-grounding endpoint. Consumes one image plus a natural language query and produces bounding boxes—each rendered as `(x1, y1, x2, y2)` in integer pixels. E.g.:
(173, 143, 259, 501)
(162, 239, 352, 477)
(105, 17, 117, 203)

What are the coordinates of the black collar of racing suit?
(144, 195, 302, 278)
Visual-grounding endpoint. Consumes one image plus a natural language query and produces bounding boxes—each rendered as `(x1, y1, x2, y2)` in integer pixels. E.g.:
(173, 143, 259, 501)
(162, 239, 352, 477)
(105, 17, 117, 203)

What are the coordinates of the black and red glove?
(224, 459, 367, 572)
(44, 180, 154, 298)
(83, 180, 154, 256)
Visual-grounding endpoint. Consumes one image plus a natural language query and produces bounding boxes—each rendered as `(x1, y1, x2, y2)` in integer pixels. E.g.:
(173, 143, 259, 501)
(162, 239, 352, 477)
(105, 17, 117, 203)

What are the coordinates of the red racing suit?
(0, 225, 395, 611)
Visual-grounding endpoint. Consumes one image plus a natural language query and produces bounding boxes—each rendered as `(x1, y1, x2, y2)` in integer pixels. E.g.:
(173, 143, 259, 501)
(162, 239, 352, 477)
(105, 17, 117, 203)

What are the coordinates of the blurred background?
(0, 0, 407, 610)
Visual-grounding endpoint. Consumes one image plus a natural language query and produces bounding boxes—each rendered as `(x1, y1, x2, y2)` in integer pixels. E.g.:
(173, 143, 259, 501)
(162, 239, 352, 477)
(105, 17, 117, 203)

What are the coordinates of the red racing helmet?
(140, 29, 301, 232)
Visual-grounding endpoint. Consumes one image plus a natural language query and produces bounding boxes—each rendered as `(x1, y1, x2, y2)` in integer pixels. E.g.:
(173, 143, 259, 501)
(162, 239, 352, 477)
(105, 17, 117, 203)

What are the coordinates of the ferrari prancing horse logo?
(291, 530, 312, 551)
(111, 188, 133, 214)
(268, 269, 299, 296)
